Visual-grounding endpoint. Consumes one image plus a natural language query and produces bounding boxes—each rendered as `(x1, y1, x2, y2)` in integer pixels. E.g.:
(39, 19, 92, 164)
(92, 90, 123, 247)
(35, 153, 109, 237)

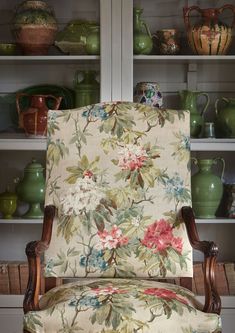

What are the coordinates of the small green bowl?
(0, 43, 17, 55)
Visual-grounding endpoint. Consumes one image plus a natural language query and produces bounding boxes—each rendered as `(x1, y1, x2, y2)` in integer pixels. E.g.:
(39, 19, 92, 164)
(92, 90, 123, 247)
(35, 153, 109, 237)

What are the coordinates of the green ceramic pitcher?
(179, 90, 210, 138)
(133, 7, 153, 55)
(74, 70, 100, 108)
(215, 97, 235, 138)
(191, 157, 225, 218)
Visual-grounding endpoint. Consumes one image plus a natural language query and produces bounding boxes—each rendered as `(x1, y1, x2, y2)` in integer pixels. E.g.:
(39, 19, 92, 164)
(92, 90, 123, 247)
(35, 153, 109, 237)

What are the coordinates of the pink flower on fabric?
(97, 225, 129, 250)
(92, 286, 127, 296)
(118, 144, 148, 171)
(83, 170, 93, 178)
(141, 219, 183, 254)
(144, 288, 188, 305)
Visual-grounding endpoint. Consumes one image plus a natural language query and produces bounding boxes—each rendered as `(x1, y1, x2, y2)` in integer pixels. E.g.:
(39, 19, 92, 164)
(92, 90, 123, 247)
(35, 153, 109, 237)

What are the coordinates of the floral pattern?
(24, 279, 222, 333)
(44, 102, 192, 279)
(23, 103, 221, 333)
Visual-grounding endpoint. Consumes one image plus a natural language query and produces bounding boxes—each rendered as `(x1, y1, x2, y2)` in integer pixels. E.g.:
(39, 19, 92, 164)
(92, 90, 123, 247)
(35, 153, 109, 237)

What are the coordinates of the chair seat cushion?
(24, 278, 221, 333)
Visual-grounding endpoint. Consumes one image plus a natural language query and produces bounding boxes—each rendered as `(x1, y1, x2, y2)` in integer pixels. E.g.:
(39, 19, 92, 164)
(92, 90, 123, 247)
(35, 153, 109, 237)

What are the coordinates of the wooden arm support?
(23, 205, 56, 314)
(181, 206, 221, 315)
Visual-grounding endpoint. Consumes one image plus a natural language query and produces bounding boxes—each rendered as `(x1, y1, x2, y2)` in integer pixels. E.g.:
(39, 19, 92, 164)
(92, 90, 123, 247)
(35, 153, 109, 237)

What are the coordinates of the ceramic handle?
(16, 93, 30, 114)
(191, 157, 198, 166)
(143, 22, 152, 39)
(183, 6, 202, 30)
(215, 97, 229, 115)
(74, 70, 84, 85)
(213, 157, 225, 181)
(45, 95, 62, 110)
(219, 5, 235, 28)
(16, 92, 31, 125)
(197, 92, 210, 116)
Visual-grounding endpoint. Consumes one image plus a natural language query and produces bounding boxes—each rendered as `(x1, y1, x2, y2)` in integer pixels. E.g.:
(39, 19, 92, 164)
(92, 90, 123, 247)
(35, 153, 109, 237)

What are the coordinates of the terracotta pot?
(12, 0, 57, 55)
(183, 5, 235, 55)
(16, 94, 62, 138)
(13, 26, 57, 55)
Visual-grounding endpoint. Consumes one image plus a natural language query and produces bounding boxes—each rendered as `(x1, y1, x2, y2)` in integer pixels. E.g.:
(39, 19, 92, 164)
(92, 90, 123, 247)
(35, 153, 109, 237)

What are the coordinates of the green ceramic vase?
(179, 90, 210, 138)
(133, 7, 153, 55)
(191, 158, 225, 218)
(16, 159, 45, 218)
(85, 26, 100, 55)
(74, 70, 100, 107)
(215, 97, 235, 138)
(0, 188, 17, 219)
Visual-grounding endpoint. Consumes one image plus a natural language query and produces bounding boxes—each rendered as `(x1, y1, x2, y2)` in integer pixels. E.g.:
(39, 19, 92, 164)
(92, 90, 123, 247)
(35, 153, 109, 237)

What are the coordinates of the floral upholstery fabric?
(43, 102, 192, 278)
(23, 278, 221, 333)
(24, 103, 222, 333)
(44, 102, 193, 279)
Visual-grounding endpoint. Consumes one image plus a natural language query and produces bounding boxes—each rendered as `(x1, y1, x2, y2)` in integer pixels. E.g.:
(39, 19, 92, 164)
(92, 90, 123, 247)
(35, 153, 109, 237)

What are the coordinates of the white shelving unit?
(120, 1, 235, 332)
(0, 0, 235, 332)
(0, 1, 113, 331)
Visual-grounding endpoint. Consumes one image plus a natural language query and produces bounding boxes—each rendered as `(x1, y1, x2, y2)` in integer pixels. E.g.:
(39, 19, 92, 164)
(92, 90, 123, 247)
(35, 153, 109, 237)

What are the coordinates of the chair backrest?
(44, 102, 193, 279)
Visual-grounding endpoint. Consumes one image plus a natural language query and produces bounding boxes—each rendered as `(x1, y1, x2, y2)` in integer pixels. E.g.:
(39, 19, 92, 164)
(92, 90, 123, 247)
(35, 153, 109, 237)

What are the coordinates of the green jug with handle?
(133, 7, 153, 55)
(191, 157, 225, 218)
(74, 70, 100, 108)
(179, 90, 210, 138)
(215, 97, 235, 138)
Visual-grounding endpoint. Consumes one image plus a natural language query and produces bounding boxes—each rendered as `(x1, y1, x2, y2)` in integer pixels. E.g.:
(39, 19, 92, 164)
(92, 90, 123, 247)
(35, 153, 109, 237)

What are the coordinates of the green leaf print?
(66, 155, 100, 184)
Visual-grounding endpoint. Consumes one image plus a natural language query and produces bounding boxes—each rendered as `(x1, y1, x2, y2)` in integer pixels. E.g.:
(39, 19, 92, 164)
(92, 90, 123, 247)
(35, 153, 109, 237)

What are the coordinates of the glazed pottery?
(55, 20, 99, 55)
(224, 184, 235, 218)
(203, 122, 215, 138)
(215, 97, 235, 138)
(133, 7, 153, 55)
(16, 93, 62, 138)
(0, 188, 17, 219)
(0, 43, 17, 55)
(134, 82, 163, 108)
(16, 159, 45, 218)
(183, 5, 235, 55)
(74, 71, 100, 107)
(12, 0, 57, 55)
(179, 90, 210, 138)
(85, 26, 100, 55)
(191, 158, 225, 218)
(154, 29, 180, 55)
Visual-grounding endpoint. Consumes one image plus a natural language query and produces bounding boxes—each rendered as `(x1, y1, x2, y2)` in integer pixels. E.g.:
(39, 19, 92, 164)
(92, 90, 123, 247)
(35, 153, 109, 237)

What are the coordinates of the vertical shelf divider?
(121, 0, 133, 101)
(100, 0, 112, 102)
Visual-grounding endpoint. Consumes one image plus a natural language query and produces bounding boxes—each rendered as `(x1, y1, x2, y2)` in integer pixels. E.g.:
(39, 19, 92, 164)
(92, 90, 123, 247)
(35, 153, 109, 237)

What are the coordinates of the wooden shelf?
(0, 55, 100, 65)
(196, 296, 235, 309)
(0, 295, 24, 308)
(0, 218, 43, 224)
(191, 139, 235, 151)
(196, 218, 235, 224)
(0, 133, 46, 151)
(134, 55, 235, 64)
(0, 135, 234, 152)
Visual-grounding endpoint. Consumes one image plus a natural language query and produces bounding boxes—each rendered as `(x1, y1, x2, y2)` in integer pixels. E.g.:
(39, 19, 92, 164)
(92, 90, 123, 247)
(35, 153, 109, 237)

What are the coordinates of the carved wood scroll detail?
(181, 206, 221, 315)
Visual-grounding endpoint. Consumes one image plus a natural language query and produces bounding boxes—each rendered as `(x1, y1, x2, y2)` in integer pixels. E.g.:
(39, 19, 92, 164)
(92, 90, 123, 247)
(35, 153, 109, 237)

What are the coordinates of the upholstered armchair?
(23, 102, 221, 333)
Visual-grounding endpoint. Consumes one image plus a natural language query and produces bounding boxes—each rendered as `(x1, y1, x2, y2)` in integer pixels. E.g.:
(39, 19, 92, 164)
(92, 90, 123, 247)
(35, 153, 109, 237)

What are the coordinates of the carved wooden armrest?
(181, 206, 221, 315)
(23, 205, 56, 313)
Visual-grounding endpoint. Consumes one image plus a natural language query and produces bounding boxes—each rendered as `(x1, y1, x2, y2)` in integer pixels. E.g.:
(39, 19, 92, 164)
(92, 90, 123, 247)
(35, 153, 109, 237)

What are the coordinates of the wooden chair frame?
(23, 205, 221, 332)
